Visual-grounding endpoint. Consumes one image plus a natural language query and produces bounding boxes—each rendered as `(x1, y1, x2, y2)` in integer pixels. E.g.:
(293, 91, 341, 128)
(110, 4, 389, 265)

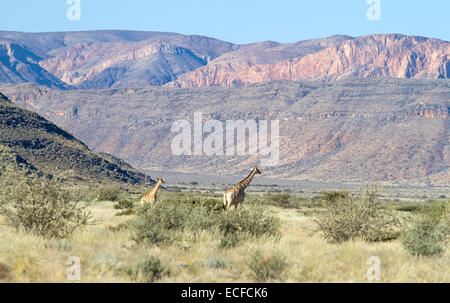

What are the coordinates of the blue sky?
(0, 0, 449, 44)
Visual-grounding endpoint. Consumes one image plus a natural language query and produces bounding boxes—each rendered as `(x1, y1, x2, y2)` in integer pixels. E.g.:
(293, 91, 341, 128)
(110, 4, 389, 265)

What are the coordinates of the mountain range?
(0, 30, 448, 186)
(1, 78, 448, 186)
(0, 31, 448, 89)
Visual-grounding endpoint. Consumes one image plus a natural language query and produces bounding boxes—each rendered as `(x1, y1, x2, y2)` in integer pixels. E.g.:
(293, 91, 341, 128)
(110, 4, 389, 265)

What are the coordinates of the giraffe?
(223, 167, 261, 211)
(141, 178, 164, 207)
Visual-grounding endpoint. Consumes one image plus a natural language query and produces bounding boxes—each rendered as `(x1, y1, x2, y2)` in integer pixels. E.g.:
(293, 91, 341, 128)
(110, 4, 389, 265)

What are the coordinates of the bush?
(315, 186, 401, 243)
(320, 190, 349, 204)
(402, 201, 449, 256)
(127, 256, 166, 282)
(0, 165, 91, 239)
(95, 185, 121, 201)
(401, 217, 446, 256)
(268, 193, 292, 207)
(116, 208, 135, 216)
(418, 200, 449, 220)
(247, 250, 287, 282)
(114, 199, 135, 216)
(131, 199, 281, 248)
(396, 205, 419, 212)
(218, 204, 281, 248)
(131, 201, 215, 246)
(114, 199, 134, 210)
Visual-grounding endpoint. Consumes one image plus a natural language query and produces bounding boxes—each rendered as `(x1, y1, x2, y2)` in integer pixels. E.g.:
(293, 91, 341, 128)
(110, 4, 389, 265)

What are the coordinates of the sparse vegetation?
(218, 204, 281, 248)
(0, 164, 91, 239)
(268, 193, 292, 207)
(126, 256, 167, 282)
(131, 197, 280, 249)
(315, 186, 401, 243)
(206, 256, 229, 269)
(113, 199, 135, 216)
(95, 185, 121, 201)
(320, 190, 349, 204)
(402, 216, 447, 256)
(247, 250, 288, 282)
(402, 200, 449, 256)
(0, 180, 448, 282)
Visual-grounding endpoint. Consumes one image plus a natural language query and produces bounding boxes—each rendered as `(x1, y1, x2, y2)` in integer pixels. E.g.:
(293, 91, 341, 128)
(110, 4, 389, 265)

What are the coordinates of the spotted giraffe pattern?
(141, 178, 164, 207)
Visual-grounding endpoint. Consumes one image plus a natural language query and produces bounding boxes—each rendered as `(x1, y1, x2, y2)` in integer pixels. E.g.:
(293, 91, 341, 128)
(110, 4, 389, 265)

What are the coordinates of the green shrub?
(131, 201, 214, 246)
(418, 200, 449, 220)
(402, 200, 449, 256)
(114, 199, 135, 216)
(218, 223, 241, 248)
(130, 199, 281, 248)
(320, 190, 349, 204)
(402, 216, 447, 256)
(127, 256, 166, 282)
(95, 185, 121, 201)
(315, 186, 401, 243)
(268, 193, 292, 207)
(114, 199, 134, 210)
(247, 250, 287, 282)
(166, 192, 222, 212)
(218, 204, 281, 248)
(116, 208, 135, 216)
(0, 164, 91, 239)
(396, 205, 419, 212)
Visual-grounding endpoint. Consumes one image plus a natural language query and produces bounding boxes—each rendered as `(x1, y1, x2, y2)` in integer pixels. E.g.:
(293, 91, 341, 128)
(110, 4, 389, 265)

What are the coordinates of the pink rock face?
(2, 32, 448, 89)
(39, 41, 207, 87)
(167, 34, 450, 88)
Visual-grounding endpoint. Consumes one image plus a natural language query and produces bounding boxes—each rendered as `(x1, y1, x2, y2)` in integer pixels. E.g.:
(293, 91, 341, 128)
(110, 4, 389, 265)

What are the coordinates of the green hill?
(0, 92, 153, 185)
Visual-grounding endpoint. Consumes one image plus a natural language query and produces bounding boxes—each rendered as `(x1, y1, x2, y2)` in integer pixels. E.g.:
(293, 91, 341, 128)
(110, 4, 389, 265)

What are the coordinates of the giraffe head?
(157, 178, 165, 183)
(254, 167, 262, 174)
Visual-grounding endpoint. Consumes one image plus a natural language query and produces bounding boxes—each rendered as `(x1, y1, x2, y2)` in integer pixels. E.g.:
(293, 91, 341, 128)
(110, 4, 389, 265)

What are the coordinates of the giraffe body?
(141, 178, 164, 207)
(223, 168, 261, 211)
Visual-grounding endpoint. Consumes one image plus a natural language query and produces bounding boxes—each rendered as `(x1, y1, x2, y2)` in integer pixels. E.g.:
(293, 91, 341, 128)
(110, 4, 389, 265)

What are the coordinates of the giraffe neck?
(237, 169, 257, 190)
(150, 181, 162, 196)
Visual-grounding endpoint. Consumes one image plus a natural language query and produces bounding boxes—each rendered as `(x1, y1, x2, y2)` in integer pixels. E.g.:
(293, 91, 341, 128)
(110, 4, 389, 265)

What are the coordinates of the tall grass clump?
(126, 256, 167, 282)
(315, 186, 401, 243)
(0, 164, 90, 239)
(402, 200, 449, 256)
(247, 250, 287, 282)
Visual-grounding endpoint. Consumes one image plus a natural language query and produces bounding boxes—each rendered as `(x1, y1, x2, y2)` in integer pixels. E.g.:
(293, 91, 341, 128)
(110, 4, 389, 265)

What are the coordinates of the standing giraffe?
(223, 167, 261, 211)
(141, 178, 164, 207)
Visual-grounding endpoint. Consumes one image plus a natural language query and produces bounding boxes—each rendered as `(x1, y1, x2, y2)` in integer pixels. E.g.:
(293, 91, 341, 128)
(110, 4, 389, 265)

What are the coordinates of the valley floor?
(0, 196, 448, 283)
